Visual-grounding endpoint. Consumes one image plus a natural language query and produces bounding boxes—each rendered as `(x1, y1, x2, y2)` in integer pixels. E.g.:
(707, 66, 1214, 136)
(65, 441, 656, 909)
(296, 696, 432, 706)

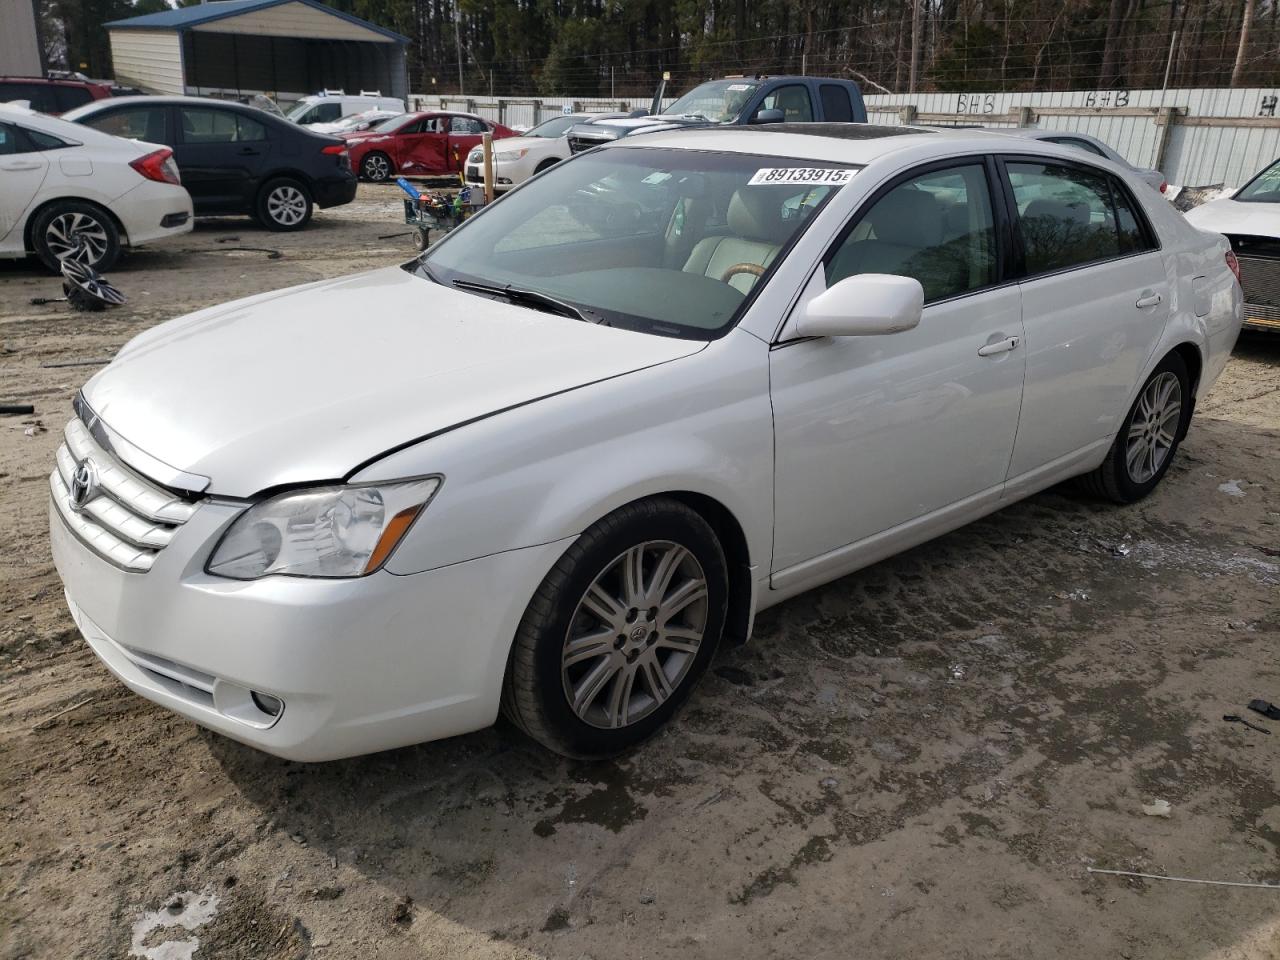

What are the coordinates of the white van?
(286, 91, 405, 126)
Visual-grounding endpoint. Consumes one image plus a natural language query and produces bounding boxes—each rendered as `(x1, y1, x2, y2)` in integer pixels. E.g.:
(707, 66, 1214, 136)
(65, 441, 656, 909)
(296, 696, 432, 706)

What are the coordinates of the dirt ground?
(1, 185, 1279, 960)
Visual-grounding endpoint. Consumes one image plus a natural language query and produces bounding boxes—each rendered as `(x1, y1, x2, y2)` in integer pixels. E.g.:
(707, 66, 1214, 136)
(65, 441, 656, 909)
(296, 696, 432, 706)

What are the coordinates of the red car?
(0, 76, 114, 115)
(343, 111, 516, 182)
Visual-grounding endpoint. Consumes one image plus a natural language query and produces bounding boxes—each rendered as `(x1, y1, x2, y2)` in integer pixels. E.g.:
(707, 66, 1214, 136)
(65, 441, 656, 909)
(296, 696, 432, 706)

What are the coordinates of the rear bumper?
(113, 180, 194, 247)
(50, 496, 569, 761)
(313, 174, 358, 209)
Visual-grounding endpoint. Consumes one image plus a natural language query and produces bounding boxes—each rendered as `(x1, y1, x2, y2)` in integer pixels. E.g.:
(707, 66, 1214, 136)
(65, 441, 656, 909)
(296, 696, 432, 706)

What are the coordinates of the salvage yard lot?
(1, 185, 1278, 959)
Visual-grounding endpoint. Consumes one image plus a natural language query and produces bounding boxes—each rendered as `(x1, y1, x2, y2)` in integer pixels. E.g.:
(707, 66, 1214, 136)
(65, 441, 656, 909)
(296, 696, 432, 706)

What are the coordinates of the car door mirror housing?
(752, 108, 786, 124)
(795, 274, 924, 338)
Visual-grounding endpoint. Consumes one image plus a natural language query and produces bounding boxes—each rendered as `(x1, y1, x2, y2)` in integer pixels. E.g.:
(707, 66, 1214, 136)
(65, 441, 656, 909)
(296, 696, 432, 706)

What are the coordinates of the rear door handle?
(1135, 292, 1163, 308)
(0, 161, 41, 171)
(978, 335, 1020, 357)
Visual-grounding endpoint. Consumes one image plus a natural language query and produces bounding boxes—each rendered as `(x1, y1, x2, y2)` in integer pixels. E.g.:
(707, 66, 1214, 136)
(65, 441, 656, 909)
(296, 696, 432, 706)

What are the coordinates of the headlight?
(206, 477, 440, 580)
(467, 149, 482, 163)
(494, 148, 529, 162)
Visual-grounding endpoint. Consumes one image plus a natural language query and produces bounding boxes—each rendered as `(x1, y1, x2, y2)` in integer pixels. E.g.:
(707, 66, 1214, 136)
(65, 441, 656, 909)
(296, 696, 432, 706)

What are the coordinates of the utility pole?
(454, 2, 464, 95)
(908, 0, 922, 94)
(1231, 0, 1256, 86)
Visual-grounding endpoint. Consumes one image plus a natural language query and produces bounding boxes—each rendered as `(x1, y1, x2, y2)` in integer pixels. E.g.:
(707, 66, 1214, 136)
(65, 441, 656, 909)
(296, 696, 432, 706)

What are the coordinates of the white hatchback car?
(0, 103, 192, 272)
(50, 126, 1242, 761)
(463, 112, 625, 192)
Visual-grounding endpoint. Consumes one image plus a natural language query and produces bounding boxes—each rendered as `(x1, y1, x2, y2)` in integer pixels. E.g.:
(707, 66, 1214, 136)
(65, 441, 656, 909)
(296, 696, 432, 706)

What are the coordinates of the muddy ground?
(1, 185, 1279, 960)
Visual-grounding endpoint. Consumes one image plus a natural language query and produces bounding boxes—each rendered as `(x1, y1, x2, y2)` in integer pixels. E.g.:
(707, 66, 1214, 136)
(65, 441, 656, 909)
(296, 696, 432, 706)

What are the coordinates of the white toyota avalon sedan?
(50, 124, 1243, 761)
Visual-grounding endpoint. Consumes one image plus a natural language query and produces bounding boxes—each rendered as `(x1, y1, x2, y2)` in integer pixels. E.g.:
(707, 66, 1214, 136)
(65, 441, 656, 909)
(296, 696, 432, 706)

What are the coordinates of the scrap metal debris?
(1248, 699, 1280, 721)
(41, 359, 113, 368)
(1223, 714, 1271, 734)
(0, 404, 35, 415)
(1088, 868, 1280, 891)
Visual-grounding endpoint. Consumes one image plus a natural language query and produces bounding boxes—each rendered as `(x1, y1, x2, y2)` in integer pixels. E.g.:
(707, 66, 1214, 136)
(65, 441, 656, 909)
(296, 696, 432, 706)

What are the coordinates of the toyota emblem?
(69, 457, 99, 511)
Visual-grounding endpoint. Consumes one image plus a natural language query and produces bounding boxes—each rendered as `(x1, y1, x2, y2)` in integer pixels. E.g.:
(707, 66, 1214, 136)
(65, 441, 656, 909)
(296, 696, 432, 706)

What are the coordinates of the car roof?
(66, 94, 263, 112)
(609, 123, 1115, 166)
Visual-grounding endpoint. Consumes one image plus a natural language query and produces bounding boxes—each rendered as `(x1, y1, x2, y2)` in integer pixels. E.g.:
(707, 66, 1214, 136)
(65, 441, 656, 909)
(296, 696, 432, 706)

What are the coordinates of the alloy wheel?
(45, 212, 109, 265)
(266, 185, 307, 226)
(561, 541, 709, 730)
(1125, 371, 1182, 484)
(364, 155, 390, 181)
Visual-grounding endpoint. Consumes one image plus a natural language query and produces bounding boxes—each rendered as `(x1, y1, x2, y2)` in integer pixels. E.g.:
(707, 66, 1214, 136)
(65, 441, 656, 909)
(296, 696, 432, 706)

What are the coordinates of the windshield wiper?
(452, 278, 605, 324)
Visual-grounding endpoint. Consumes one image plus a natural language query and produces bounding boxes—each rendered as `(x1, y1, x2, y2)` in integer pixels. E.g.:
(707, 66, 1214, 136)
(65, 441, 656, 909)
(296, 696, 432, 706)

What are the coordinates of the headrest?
(866, 187, 941, 245)
(1024, 197, 1090, 228)
(727, 188, 791, 243)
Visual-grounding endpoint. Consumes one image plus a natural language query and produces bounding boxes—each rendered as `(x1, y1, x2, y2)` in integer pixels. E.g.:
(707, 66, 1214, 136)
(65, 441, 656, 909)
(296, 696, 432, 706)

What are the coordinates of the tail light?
(129, 147, 180, 185)
(321, 142, 350, 169)
(1226, 249, 1242, 285)
(1159, 181, 1168, 193)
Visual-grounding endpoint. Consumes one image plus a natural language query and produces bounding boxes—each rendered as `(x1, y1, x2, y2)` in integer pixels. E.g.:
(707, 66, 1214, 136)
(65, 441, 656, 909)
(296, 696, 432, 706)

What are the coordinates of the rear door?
(446, 115, 488, 171)
(175, 106, 272, 212)
(0, 122, 48, 249)
(1000, 157, 1170, 480)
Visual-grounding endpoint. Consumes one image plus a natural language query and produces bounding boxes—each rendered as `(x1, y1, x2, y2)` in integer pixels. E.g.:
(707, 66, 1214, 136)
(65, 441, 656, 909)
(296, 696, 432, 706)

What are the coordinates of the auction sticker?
(748, 167, 855, 186)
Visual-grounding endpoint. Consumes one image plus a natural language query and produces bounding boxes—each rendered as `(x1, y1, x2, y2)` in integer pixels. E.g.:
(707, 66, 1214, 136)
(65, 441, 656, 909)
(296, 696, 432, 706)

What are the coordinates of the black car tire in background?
(361, 152, 392, 182)
(255, 178, 314, 231)
(31, 200, 121, 273)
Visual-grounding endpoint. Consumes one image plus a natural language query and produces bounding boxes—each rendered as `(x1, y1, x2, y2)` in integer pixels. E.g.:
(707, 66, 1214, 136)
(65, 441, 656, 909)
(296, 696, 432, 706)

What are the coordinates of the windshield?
(334, 111, 392, 131)
(285, 100, 315, 121)
(418, 146, 856, 340)
(1235, 159, 1280, 202)
(373, 113, 418, 133)
(523, 115, 579, 138)
(663, 80, 760, 123)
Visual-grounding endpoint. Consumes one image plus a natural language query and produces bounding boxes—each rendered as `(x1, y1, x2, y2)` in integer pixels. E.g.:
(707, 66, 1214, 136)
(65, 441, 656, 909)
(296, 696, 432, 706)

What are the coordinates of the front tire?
(32, 201, 121, 273)
(361, 152, 392, 182)
(1080, 352, 1191, 503)
(256, 178, 313, 231)
(502, 498, 728, 757)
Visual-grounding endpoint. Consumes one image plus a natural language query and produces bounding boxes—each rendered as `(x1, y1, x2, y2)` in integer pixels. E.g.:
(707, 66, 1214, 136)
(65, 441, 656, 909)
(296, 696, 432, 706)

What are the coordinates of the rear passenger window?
(53, 86, 93, 112)
(25, 129, 69, 150)
(819, 85, 853, 122)
(826, 163, 997, 303)
(84, 106, 169, 143)
(237, 115, 267, 141)
(1008, 161, 1151, 274)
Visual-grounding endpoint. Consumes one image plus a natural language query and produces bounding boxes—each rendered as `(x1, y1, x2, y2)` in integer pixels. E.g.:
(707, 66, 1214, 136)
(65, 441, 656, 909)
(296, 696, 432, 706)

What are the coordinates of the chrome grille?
(50, 417, 197, 572)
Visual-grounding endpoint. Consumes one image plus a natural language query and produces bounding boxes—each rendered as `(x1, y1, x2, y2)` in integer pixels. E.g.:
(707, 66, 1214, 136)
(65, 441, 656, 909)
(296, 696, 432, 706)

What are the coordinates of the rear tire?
(361, 152, 392, 182)
(32, 201, 121, 273)
(501, 498, 728, 758)
(255, 178, 313, 231)
(1079, 352, 1191, 503)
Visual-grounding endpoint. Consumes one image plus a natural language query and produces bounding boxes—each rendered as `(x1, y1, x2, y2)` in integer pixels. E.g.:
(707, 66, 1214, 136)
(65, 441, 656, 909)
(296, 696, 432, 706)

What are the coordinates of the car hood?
(82, 267, 704, 498)
(1183, 197, 1280, 236)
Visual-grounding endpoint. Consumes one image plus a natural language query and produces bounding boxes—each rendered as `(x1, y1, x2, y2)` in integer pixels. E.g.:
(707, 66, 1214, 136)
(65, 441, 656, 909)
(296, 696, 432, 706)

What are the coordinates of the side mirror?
(794, 274, 924, 338)
(752, 108, 786, 124)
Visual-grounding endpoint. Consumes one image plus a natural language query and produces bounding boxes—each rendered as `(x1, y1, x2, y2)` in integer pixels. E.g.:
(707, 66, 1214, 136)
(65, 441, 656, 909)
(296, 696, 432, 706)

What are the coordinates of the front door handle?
(1135, 292, 1163, 308)
(978, 335, 1020, 357)
(237, 148, 260, 156)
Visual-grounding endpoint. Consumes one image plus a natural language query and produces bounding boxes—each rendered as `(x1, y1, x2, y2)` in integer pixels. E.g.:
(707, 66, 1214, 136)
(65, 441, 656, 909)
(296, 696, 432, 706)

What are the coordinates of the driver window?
(826, 163, 996, 303)
(759, 85, 813, 122)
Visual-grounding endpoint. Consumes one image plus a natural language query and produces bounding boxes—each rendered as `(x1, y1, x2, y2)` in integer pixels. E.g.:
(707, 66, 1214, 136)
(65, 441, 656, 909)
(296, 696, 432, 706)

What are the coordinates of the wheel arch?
(1166, 340, 1203, 440)
(23, 195, 129, 253)
(256, 170, 315, 199)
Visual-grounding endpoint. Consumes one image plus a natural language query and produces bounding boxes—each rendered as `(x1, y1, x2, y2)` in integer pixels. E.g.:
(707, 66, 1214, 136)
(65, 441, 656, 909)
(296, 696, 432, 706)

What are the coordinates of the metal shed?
(104, 0, 408, 104)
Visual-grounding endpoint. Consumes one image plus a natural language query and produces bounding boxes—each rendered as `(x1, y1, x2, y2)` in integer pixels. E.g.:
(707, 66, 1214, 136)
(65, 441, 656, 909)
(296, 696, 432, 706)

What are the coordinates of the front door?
(174, 106, 272, 213)
(1000, 158, 1171, 479)
(397, 117, 449, 175)
(770, 160, 1026, 576)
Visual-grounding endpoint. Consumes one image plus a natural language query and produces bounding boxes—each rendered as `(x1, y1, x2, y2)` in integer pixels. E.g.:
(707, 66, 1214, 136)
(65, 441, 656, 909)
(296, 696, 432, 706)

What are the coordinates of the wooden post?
(899, 104, 918, 125)
(1017, 106, 1033, 127)
(482, 131, 494, 205)
(1153, 106, 1179, 173)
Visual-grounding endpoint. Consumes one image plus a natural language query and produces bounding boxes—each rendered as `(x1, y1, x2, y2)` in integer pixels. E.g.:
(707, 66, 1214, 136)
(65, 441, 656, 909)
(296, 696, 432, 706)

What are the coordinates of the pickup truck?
(567, 76, 867, 153)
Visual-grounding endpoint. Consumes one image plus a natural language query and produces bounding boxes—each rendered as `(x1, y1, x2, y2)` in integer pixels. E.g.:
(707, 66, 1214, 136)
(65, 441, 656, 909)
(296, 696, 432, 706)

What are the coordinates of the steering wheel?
(720, 262, 766, 283)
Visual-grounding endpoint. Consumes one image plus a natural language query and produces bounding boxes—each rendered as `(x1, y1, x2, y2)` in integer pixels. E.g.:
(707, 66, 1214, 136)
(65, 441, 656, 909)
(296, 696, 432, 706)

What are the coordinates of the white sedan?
(463, 111, 624, 192)
(1000, 128, 1167, 194)
(50, 127, 1241, 761)
(1184, 157, 1280, 331)
(0, 103, 192, 272)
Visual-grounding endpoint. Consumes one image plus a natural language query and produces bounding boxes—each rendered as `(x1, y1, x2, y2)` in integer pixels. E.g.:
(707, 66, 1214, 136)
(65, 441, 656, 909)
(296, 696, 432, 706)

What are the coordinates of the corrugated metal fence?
(416, 87, 1280, 188)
